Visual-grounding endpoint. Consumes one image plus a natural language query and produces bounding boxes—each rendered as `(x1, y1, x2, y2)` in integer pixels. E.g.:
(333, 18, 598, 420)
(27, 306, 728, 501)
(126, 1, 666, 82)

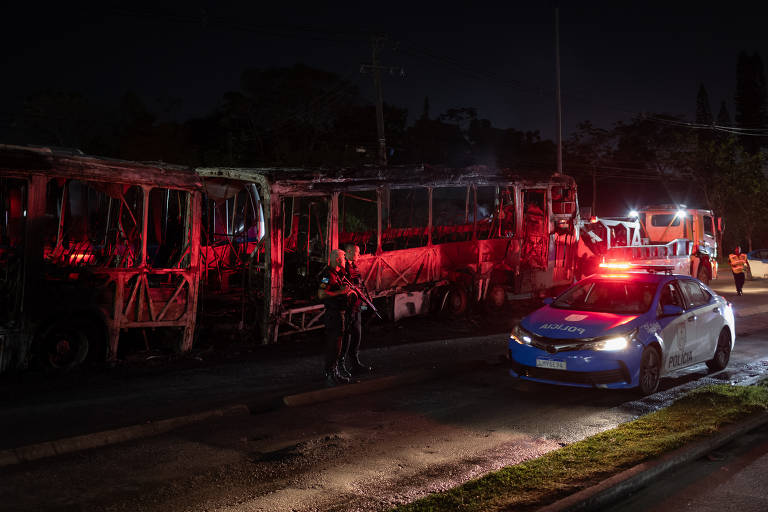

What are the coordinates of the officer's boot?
(336, 358, 354, 380)
(332, 363, 352, 384)
(324, 367, 339, 387)
(349, 353, 373, 375)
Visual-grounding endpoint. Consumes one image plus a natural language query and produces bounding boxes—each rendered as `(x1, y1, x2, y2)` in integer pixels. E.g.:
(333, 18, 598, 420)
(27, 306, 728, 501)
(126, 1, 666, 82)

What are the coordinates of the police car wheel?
(706, 329, 732, 371)
(638, 346, 661, 396)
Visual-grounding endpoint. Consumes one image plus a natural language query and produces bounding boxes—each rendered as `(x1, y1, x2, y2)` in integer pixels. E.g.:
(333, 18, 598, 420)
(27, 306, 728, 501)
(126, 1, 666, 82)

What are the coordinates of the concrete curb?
(0, 360, 492, 468)
(538, 410, 768, 512)
(0, 404, 249, 468)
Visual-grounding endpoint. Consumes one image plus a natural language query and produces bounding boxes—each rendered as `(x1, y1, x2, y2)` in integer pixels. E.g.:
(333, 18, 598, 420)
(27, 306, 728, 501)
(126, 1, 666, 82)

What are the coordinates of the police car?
(508, 263, 735, 395)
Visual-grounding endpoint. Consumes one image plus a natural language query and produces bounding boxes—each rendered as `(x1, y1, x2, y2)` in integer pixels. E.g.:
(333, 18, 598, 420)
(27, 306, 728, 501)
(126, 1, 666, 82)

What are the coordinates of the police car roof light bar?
(599, 262, 675, 275)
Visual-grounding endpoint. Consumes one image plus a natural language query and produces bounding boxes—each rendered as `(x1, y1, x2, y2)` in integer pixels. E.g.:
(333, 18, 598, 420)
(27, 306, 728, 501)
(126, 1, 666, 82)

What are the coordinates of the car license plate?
(536, 358, 566, 370)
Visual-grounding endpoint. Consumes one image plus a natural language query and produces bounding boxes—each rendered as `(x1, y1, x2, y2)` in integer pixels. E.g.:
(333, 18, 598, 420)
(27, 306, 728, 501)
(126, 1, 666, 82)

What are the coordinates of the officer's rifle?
(339, 274, 384, 320)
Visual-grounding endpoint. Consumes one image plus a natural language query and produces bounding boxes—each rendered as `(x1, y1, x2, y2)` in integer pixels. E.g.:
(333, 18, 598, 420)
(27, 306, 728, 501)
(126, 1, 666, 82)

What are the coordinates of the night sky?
(3, 2, 768, 141)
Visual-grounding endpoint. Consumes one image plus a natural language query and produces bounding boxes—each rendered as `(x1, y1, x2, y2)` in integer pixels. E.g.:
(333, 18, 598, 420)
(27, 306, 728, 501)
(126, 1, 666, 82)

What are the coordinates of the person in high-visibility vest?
(728, 246, 749, 296)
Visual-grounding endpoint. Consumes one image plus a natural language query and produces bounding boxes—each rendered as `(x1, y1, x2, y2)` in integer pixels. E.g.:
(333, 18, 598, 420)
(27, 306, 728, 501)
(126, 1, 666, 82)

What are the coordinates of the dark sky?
(3, 2, 768, 140)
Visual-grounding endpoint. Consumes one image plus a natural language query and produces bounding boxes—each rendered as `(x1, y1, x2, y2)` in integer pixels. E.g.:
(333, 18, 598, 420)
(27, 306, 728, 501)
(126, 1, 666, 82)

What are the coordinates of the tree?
(696, 84, 714, 147)
(696, 84, 713, 125)
(717, 101, 731, 126)
(734, 51, 768, 154)
(564, 121, 614, 215)
(13, 90, 107, 151)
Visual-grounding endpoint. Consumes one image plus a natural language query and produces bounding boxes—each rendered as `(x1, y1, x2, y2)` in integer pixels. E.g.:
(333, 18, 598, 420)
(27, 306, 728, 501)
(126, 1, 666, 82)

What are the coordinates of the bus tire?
(39, 321, 90, 371)
(485, 284, 507, 311)
(442, 285, 468, 317)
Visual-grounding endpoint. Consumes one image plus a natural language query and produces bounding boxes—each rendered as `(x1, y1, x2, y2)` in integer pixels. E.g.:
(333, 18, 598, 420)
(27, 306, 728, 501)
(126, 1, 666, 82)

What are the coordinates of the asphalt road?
(1, 275, 767, 511)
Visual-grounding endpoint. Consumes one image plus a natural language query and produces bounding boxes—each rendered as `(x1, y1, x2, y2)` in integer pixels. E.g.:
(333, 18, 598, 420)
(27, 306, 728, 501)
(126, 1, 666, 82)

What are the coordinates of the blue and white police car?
(508, 263, 735, 395)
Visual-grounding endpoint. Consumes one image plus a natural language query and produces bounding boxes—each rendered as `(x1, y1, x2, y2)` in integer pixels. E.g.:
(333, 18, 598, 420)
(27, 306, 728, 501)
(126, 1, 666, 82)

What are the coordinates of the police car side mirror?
(661, 304, 684, 317)
(542, 297, 554, 305)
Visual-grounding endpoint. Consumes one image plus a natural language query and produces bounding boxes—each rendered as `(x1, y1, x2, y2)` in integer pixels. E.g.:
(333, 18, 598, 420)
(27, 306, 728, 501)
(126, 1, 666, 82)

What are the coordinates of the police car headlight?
(511, 325, 533, 345)
(593, 336, 629, 351)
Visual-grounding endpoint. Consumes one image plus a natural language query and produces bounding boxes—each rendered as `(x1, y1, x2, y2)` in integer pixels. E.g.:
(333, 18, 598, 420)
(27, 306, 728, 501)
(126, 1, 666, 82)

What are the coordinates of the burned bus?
(0, 145, 579, 373)
(196, 165, 580, 344)
(0, 145, 202, 373)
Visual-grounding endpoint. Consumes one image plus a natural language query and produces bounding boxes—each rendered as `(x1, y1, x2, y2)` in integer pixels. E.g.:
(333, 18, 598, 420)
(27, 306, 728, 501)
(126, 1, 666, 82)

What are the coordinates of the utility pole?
(592, 167, 597, 216)
(372, 35, 387, 167)
(555, 7, 563, 175)
(360, 34, 404, 167)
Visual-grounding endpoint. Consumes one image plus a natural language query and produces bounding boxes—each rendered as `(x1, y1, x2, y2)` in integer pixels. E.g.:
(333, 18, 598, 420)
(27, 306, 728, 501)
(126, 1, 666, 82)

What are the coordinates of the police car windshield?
(552, 279, 658, 314)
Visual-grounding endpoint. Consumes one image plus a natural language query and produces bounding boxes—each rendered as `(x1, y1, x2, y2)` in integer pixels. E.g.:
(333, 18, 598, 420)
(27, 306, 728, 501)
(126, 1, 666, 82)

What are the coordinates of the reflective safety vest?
(729, 253, 747, 273)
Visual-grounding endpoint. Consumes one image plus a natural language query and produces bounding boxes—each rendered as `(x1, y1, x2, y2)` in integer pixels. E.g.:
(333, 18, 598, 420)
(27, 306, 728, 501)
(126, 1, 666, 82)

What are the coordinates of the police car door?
(658, 280, 695, 374)
(678, 279, 721, 364)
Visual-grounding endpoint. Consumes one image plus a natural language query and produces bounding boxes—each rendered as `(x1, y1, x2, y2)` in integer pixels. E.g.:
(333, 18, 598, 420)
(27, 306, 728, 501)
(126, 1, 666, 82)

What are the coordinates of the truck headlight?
(511, 325, 533, 345)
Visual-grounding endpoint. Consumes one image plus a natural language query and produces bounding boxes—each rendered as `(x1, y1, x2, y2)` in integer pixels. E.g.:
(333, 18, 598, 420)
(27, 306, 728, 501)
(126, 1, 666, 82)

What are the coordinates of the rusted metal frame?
(427, 187, 433, 246)
(139, 186, 150, 267)
(107, 273, 123, 360)
(141, 273, 157, 322)
(305, 201, 313, 277)
(362, 257, 381, 292)
(342, 191, 377, 204)
(376, 187, 383, 255)
(379, 250, 430, 288)
(121, 320, 189, 328)
(221, 227, 243, 268)
(55, 183, 67, 251)
(157, 276, 189, 321)
(329, 192, 339, 258)
(103, 200, 124, 267)
(123, 273, 142, 318)
(514, 185, 524, 237)
(472, 185, 478, 240)
(278, 305, 325, 335)
(267, 185, 281, 344)
(22, 174, 48, 325)
(464, 185, 470, 224)
(172, 242, 191, 269)
(118, 191, 140, 236)
(181, 191, 202, 352)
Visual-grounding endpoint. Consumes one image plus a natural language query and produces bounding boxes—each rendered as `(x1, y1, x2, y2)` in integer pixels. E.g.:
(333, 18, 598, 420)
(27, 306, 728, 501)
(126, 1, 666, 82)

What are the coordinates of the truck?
(577, 205, 721, 284)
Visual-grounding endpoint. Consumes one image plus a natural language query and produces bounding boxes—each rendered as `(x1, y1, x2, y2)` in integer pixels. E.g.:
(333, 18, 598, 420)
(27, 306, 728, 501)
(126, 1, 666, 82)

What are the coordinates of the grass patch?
(395, 382, 768, 512)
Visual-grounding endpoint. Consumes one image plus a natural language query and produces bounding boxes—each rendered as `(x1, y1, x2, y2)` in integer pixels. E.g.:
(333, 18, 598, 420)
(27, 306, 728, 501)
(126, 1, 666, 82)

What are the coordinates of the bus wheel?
(443, 286, 468, 317)
(697, 265, 711, 285)
(485, 284, 507, 311)
(40, 322, 90, 371)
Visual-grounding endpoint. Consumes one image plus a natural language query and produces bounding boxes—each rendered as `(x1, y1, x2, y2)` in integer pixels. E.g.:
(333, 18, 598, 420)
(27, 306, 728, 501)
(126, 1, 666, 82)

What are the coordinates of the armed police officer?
(318, 249, 354, 386)
(341, 243, 373, 376)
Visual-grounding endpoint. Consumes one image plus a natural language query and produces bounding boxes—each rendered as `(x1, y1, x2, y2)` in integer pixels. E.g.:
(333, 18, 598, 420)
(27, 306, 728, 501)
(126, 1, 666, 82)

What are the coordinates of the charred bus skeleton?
(0, 145, 202, 373)
(197, 166, 580, 344)
(0, 144, 579, 372)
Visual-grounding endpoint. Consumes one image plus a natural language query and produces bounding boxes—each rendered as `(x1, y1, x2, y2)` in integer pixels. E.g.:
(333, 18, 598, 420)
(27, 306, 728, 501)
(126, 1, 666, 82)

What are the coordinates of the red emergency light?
(598, 261, 675, 275)
(599, 262, 632, 270)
